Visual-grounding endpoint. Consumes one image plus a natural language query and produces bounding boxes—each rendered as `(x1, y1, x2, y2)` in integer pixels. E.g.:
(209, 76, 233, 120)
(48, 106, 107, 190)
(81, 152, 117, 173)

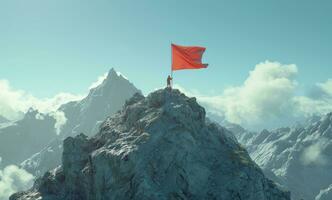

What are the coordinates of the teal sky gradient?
(0, 0, 331, 97)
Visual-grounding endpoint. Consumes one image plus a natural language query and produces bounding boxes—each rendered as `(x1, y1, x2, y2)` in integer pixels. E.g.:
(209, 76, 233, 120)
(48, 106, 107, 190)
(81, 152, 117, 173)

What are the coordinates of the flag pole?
(171, 43, 173, 78)
(171, 43, 173, 87)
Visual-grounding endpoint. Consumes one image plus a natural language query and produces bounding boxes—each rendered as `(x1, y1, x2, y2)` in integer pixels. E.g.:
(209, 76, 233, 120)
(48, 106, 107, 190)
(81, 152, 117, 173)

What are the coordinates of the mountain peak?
(60, 68, 140, 135)
(86, 68, 133, 94)
(87, 68, 130, 92)
(107, 67, 118, 78)
(12, 88, 290, 200)
(105, 68, 128, 82)
(86, 68, 138, 98)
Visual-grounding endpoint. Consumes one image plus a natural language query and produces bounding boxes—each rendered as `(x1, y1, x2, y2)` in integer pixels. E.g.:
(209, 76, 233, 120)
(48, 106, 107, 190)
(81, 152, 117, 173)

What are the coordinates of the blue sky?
(0, 0, 331, 98)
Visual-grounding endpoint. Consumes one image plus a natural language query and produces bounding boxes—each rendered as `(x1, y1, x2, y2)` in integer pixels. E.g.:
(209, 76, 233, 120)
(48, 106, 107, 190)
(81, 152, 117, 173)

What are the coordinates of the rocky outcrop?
(12, 89, 290, 200)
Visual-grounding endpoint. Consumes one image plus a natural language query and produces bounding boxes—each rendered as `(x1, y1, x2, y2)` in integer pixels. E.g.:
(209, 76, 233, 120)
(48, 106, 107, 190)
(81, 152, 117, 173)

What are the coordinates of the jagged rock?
(11, 89, 290, 200)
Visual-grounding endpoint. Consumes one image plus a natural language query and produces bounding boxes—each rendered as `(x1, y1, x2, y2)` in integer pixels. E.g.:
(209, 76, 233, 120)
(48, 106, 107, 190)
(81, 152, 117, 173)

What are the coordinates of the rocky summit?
(11, 89, 290, 200)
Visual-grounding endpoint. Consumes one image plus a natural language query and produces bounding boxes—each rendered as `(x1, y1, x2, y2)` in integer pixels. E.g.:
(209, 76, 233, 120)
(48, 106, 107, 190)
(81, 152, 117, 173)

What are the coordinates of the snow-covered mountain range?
(221, 113, 332, 200)
(10, 89, 290, 200)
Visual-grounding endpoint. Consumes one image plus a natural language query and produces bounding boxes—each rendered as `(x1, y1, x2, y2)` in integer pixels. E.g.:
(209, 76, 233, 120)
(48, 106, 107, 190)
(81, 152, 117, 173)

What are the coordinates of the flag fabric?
(171, 43, 208, 71)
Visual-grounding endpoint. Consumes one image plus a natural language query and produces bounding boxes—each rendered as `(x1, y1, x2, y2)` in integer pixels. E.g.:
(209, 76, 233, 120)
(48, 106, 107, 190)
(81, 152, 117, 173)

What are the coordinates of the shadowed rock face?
(11, 89, 290, 200)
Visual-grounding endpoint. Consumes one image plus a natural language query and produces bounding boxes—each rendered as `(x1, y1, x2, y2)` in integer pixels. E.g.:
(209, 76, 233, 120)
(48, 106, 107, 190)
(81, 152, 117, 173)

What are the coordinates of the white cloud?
(89, 72, 108, 90)
(176, 61, 299, 129)
(317, 79, 332, 96)
(293, 79, 332, 117)
(218, 61, 298, 127)
(301, 138, 329, 166)
(0, 79, 84, 120)
(0, 165, 34, 200)
(293, 96, 332, 116)
(175, 61, 332, 130)
(50, 111, 67, 135)
(0, 70, 116, 131)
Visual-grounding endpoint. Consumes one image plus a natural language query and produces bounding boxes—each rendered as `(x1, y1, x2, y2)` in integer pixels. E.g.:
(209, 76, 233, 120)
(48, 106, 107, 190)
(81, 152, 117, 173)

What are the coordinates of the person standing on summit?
(167, 75, 173, 89)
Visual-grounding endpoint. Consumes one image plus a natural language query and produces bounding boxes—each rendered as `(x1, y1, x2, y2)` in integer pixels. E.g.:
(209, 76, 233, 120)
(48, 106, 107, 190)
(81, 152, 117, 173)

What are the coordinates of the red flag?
(171, 43, 208, 71)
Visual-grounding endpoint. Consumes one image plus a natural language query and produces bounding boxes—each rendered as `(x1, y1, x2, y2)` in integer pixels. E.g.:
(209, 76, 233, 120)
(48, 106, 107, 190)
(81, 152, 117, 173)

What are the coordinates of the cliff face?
(11, 89, 290, 200)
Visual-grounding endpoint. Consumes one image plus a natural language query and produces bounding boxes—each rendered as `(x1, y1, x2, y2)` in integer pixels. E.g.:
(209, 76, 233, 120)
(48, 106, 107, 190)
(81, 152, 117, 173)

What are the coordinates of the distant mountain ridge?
(21, 68, 141, 176)
(0, 109, 57, 167)
(223, 113, 332, 200)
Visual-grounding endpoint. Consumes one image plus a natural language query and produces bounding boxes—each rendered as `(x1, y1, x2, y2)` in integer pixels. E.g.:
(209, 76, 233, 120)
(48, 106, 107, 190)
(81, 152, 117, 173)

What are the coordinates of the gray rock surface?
(11, 89, 290, 200)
